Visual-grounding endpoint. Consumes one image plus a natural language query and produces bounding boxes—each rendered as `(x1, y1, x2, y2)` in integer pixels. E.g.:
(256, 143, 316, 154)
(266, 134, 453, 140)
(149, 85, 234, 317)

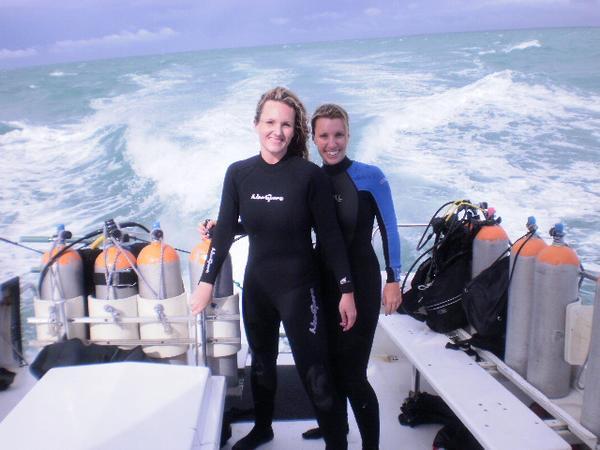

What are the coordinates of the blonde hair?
(254, 87, 309, 160)
(311, 103, 350, 138)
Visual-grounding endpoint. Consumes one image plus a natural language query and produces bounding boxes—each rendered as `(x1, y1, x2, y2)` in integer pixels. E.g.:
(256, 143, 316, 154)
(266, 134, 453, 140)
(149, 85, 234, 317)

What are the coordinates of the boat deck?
(223, 326, 441, 450)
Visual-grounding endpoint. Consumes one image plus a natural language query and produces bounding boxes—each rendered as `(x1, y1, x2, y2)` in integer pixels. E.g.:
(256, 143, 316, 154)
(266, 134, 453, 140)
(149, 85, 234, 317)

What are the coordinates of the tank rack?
(26, 313, 242, 365)
(454, 328, 599, 450)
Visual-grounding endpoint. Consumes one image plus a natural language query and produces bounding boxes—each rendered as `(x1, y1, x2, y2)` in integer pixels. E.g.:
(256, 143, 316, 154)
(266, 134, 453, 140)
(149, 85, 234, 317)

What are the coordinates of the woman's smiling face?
(313, 117, 348, 165)
(255, 100, 296, 163)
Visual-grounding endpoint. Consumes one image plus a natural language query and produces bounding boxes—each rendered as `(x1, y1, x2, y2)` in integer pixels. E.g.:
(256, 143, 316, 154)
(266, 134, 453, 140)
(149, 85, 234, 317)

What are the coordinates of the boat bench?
(379, 314, 571, 450)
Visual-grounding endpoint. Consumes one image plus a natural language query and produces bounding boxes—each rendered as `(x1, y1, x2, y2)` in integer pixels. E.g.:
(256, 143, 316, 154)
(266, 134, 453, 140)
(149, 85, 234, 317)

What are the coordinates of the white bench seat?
(379, 314, 570, 450)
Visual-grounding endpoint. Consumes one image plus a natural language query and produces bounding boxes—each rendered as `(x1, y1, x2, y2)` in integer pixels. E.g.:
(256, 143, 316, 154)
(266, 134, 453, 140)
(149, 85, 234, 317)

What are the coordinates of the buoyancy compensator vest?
(400, 200, 484, 333)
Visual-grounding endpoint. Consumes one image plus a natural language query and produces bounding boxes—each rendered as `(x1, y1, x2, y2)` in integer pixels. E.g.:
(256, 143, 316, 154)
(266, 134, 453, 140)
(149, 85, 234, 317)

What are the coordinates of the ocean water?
(1, 27, 599, 311)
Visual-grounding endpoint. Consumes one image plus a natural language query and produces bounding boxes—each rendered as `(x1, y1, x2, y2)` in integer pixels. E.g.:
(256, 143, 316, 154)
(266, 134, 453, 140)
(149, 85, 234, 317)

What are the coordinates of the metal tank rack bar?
(30, 338, 197, 347)
(580, 269, 598, 282)
(27, 316, 194, 324)
(455, 328, 599, 450)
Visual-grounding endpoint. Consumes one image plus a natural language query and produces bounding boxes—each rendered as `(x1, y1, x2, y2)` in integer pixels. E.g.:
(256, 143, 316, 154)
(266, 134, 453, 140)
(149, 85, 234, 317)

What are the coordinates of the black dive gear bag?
(400, 201, 482, 333)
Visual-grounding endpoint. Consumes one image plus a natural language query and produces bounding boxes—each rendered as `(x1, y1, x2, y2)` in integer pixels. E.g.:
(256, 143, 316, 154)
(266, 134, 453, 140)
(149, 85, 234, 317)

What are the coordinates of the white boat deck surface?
(223, 327, 441, 450)
(379, 314, 571, 450)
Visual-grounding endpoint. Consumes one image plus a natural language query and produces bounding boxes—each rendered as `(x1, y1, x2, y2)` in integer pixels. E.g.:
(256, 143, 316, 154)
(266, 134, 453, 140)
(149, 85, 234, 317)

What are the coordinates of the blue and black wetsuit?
(319, 156, 401, 450)
(200, 153, 354, 449)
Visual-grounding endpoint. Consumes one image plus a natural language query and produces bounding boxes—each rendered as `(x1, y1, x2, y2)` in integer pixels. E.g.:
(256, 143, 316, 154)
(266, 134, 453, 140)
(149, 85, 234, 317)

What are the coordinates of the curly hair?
(310, 103, 350, 138)
(254, 87, 309, 160)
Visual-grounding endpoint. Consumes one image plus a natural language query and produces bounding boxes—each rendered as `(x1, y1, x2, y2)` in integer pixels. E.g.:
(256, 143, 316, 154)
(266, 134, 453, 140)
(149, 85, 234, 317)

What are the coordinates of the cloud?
(51, 27, 178, 51)
(270, 17, 290, 26)
(0, 47, 38, 60)
(364, 7, 382, 16)
(305, 11, 345, 21)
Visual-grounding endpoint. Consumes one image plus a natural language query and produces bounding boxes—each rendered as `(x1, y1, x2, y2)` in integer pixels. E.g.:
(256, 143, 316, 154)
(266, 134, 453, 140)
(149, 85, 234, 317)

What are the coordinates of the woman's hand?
(197, 219, 217, 241)
(339, 292, 357, 331)
(190, 281, 214, 315)
(382, 282, 402, 315)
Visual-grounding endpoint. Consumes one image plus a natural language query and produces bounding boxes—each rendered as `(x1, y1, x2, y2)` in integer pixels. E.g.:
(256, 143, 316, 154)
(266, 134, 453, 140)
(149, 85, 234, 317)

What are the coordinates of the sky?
(1, 0, 599, 69)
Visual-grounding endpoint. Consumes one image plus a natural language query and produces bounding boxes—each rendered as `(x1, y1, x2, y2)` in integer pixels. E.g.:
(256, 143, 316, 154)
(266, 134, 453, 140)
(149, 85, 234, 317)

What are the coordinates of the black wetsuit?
(200, 153, 354, 449)
(320, 157, 401, 450)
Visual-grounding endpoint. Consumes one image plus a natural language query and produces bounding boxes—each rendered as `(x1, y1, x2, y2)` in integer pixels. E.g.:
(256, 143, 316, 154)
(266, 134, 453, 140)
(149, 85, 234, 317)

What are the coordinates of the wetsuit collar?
(258, 151, 293, 170)
(322, 156, 352, 175)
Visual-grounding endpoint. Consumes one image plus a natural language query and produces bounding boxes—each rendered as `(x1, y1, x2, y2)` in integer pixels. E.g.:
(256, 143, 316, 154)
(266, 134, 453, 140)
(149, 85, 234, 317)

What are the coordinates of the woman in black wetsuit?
(190, 87, 357, 450)
(302, 104, 403, 450)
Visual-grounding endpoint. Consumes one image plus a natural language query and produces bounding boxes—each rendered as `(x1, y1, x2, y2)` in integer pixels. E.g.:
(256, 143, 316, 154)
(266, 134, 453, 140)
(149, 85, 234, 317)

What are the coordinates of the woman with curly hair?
(191, 87, 356, 450)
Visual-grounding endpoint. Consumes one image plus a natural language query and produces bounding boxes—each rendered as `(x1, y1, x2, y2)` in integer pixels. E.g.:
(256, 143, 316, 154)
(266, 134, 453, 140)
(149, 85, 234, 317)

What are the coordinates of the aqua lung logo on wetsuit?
(250, 193, 285, 202)
(204, 247, 216, 274)
(333, 194, 343, 203)
(309, 288, 318, 335)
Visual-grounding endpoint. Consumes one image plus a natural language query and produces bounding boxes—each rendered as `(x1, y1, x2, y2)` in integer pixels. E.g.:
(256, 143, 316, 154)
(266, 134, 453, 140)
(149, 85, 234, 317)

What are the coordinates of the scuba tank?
(93, 220, 137, 300)
(472, 207, 509, 278)
(581, 279, 600, 437)
(505, 217, 547, 377)
(137, 223, 188, 358)
(189, 233, 240, 387)
(526, 224, 580, 398)
(35, 224, 86, 340)
(89, 220, 139, 345)
(40, 225, 84, 300)
(137, 223, 184, 299)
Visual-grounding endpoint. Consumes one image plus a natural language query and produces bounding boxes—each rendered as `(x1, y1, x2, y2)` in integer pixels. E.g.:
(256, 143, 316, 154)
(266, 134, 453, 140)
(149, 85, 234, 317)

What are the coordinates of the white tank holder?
(564, 302, 593, 365)
(205, 293, 241, 358)
(88, 294, 140, 347)
(33, 296, 86, 341)
(137, 292, 190, 358)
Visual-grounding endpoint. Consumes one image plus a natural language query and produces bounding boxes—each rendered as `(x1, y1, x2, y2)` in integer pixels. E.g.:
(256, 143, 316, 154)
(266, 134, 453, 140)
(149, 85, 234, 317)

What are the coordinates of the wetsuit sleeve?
(309, 169, 354, 293)
(200, 165, 239, 285)
(370, 166, 402, 282)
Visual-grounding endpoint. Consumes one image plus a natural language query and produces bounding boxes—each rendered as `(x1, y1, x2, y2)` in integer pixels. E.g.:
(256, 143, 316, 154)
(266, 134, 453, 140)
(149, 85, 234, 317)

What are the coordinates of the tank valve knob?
(151, 222, 164, 241)
(549, 223, 565, 243)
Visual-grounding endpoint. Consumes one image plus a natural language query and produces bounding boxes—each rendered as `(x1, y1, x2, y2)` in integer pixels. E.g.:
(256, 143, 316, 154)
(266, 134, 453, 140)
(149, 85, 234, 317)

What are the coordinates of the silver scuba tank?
(94, 237, 137, 300)
(36, 224, 86, 340)
(40, 224, 84, 300)
(137, 223, 188, 358)
(89, 221, 140, 345)
(505, 217, 547, 377)
(472, 207, 510, 278)
(189, 235, 239, 387)
(526, 224, 580, 398)
(137, 222, 184, 299)
(581, 280, 600, 437)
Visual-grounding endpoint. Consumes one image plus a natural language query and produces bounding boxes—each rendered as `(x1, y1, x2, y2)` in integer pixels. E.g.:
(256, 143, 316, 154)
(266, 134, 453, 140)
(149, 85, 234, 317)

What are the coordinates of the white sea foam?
(351, 69, 600, 264)
(504, 40, 542, 53)
(89, 66, 294, 216)
(2, 29, 599, 284)
(48, 71, 77, 77)
(0, 119, 136, 278)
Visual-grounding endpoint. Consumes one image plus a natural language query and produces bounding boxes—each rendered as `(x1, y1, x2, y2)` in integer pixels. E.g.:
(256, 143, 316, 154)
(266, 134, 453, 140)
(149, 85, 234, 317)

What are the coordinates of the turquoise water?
(1, 27, 599, 299)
